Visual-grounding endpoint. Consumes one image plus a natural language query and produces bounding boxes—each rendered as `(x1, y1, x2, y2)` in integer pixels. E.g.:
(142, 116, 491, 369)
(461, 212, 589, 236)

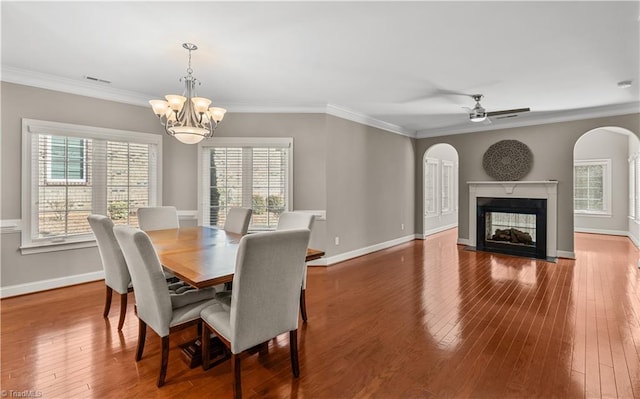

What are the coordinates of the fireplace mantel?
(468, 180, 558, 258)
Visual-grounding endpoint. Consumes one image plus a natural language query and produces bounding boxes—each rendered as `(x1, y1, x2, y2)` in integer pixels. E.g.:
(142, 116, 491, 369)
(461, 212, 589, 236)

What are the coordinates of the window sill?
(574, 212, 612, 218)
(20, 239, 97, 255)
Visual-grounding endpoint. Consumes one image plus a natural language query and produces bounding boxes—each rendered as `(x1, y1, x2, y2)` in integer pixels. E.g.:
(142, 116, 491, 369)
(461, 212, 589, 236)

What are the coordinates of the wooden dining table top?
(147, 226, 325, 289)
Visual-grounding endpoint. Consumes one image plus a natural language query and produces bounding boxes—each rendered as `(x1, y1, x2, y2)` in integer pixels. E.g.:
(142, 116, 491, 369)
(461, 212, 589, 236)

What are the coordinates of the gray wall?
(325, 116, 415, 255)
(1, 82, 416, 290)
(424, 143, 459, 236)
(1, 82, 166, 287)
(574, 128, 629, 233)
(414, 113, 640, 254)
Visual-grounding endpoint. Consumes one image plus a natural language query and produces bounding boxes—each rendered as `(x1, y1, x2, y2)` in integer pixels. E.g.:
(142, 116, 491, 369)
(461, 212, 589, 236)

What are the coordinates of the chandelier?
(149, 43, 226, 144)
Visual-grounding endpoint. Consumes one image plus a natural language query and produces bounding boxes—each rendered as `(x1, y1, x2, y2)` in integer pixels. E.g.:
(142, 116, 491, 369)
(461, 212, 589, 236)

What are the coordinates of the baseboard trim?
(457, 238, 471, 246)
(556, 250, 576, 259)
(574, 227, 628, 236)
(0, 270, 105, 299)
(425, 223, 458, 237)
(307, 234, 416, 267)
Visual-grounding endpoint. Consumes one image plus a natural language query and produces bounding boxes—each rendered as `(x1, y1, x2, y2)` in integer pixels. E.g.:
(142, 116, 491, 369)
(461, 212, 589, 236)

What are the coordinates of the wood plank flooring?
(2, 230, 639, 398)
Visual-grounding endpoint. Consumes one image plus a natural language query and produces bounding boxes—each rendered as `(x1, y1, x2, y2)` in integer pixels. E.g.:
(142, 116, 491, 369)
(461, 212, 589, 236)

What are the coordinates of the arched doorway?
(423, 143, 459, 238)
(573, 126, 640, 246)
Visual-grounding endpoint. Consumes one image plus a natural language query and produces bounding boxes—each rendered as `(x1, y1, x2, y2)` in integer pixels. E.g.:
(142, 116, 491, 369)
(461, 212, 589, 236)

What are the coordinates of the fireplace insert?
(476, 197, 547, 259)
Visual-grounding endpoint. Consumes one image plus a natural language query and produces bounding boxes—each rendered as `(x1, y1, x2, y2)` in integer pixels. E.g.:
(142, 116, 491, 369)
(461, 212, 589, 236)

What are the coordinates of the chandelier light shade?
(149, 43, 226, 144)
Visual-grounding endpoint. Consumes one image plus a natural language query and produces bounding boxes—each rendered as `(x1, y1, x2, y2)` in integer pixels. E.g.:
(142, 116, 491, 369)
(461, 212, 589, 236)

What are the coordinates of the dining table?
(146, 225, 325, 367)
(147, 226, 325, 288)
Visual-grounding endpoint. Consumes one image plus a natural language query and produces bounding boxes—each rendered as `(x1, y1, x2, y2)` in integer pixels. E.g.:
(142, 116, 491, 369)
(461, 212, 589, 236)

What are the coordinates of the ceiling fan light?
(470, 110, 487, 122)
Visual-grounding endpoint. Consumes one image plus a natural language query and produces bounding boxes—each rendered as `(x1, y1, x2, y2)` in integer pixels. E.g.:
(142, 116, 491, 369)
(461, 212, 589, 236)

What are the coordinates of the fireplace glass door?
(485, 212, 536, 248)
(476, 197, 547, 259)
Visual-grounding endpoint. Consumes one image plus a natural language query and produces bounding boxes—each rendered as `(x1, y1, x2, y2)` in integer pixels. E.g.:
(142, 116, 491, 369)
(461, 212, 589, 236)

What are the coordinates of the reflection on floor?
(1, 230, 639, 398)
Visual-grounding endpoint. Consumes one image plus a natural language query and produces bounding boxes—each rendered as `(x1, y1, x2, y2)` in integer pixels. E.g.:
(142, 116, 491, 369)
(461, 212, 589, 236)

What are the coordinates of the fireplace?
(476, 197, 547, 259)
(467, 181, 558, 260)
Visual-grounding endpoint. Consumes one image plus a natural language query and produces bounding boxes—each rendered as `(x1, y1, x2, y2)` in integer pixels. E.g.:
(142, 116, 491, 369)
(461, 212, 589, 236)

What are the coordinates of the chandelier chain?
(187, 47, 193, 76)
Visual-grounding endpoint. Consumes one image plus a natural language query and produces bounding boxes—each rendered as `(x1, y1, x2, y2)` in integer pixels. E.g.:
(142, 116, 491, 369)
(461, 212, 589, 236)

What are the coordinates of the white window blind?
(629, 156, 636, 219)
(199, 138, 292, 230)
(441, 161, 453, 214)
(22, 119, 161, 250)
(573, 159, 611, 215)
(636, 156, 640, 221)
(425, 158, 438, 217)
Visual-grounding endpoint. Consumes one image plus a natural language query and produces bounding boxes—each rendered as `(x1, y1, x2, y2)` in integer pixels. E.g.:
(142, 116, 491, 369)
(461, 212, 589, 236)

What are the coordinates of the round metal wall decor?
(482, 139, 533, 181)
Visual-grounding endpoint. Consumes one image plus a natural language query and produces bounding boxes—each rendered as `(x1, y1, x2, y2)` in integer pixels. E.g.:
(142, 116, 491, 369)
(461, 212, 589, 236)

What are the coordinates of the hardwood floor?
(2, 230, 639, 398)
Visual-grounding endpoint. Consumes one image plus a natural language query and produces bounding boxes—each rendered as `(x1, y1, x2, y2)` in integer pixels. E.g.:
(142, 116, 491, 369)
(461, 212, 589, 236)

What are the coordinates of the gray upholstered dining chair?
(137, 206, 180, 280)
(113, 225, 218, 387)
(223, 207, 252, 235)
(137, 206, 179, 231)
(276, 211, 316, 322)
(200, 229, 311, 399)
(88, 214, 132, 331)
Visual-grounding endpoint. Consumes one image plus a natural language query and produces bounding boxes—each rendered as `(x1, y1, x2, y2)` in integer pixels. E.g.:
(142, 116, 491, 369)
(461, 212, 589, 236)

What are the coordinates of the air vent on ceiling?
(84, 75, 111, 84)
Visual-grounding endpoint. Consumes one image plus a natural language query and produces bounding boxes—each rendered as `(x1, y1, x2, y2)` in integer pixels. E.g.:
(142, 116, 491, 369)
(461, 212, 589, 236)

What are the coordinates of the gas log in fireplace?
(476, 197, 547, 259)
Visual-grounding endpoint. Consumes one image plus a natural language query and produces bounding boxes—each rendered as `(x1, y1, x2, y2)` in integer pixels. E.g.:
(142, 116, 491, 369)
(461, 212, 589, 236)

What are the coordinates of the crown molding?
(325, 104, 417, 138)
(416, 102, 640, 139)
(1, 66, 152, 106)
(3, 66, 637, 140)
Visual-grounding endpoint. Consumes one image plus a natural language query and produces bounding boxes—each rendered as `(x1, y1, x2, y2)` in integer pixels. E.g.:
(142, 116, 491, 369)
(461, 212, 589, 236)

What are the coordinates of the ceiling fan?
(467, 94, 530, 123)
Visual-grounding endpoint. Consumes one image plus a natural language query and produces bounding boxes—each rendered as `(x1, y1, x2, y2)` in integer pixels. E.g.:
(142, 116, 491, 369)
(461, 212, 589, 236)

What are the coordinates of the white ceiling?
(2, 1, 639, 138)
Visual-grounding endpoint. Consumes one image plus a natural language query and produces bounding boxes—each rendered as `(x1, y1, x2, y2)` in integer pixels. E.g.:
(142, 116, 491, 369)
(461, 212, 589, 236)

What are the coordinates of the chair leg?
(158, 336, 169, 387)
(103, 286, 113, 318)
(117, 293, 127, 331)
(299, 288, 308, 323)
(289, 329, 300, 378)
(202, 323, 211, 370)
(231, 353, 242, 399)
(136, 318, 147, 361)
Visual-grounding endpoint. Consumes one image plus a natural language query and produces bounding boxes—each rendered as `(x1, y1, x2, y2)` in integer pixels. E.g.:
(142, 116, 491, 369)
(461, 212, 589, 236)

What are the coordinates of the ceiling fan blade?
(486, 107, 531, 117)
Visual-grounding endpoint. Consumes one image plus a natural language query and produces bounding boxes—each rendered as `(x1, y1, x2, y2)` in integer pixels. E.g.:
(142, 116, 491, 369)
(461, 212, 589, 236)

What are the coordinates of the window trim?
(573, 158, 611, 216)
(197, 137, 293, 230)
(21, 119, 163, 253)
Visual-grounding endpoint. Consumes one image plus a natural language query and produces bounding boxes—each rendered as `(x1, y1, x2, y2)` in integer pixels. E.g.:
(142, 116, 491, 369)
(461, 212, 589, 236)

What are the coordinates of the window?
(22, 119, 162, 252)
(573, 159, 611, 215)
(441, 161, 454, 214)
(424, 158, 438, 217)
(47, 137, 87, 183)
(199, 138, 292, 230)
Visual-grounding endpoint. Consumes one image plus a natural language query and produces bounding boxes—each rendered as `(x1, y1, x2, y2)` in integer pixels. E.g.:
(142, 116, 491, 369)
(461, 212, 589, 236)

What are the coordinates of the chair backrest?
(137, 206, 179, 231)
(229, 229, 310, 353)
(224, 207, 252, 235)
(88, 214, 131, 294)
(113, 225, 173, 337)
(276, 211, 316, 232)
